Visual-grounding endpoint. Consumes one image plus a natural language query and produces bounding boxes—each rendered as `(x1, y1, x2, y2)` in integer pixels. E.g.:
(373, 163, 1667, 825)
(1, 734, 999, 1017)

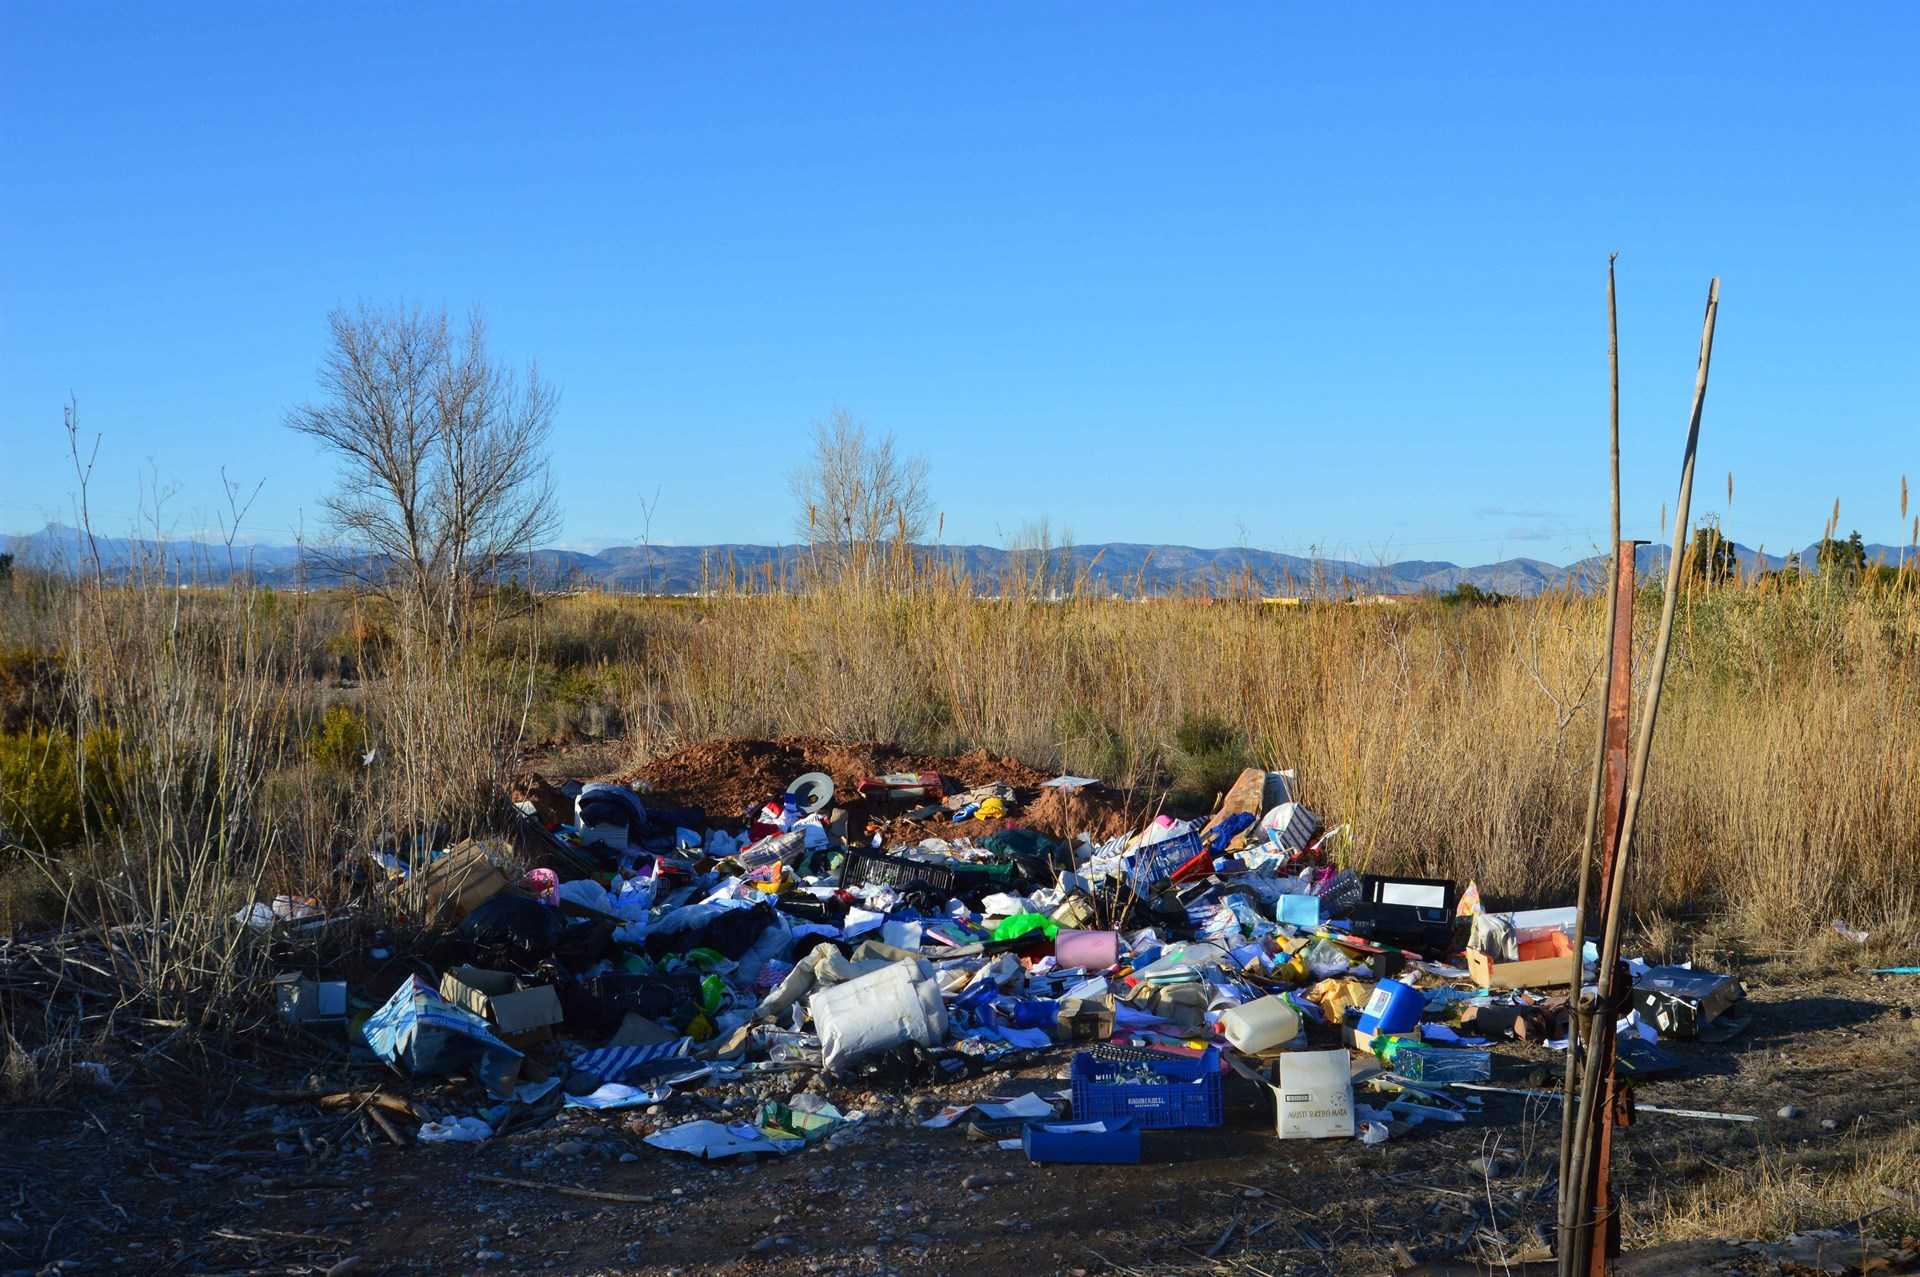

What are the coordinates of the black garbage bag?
(552, 917, 617, 968)
(643, 901, 775, 962)
(980, 828, 1072, 882)
(455, 894, 565, 963)
(555, 969, 698, 1037)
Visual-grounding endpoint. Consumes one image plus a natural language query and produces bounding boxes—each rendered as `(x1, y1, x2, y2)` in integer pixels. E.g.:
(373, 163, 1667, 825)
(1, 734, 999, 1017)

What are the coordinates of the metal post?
(1581, 543, 1637, 1274)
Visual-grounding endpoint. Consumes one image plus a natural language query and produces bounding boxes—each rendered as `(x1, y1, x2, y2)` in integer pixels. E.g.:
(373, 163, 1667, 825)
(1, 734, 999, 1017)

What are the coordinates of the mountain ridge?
(7, 523, 1911, 598)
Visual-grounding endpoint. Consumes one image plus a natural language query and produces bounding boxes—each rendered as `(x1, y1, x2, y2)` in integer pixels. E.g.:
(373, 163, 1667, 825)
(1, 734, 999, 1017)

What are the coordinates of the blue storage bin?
(1129, 831, 1203, 892)
(1071, 1045, 1223, 1129)
(1021, 1117, 1142, 1164)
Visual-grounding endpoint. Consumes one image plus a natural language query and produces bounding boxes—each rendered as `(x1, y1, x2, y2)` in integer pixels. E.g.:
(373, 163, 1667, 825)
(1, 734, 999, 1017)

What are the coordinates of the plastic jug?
(1355, 978, 1422, 1037)
(1218, 995, 1302, 1053)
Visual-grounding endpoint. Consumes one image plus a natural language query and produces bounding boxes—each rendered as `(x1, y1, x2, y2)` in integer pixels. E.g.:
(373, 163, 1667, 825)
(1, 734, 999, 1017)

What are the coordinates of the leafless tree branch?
(286, 304, 560, 641)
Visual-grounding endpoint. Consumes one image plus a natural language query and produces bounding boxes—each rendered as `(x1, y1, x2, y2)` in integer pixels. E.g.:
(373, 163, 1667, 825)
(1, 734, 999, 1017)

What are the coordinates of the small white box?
(274, 973, 348, 1025)
(1274, 1049, 1356, 1140)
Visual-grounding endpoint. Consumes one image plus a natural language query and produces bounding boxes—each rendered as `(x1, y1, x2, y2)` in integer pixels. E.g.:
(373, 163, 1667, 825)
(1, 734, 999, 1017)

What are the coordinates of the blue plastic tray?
(1071, 1045, 1223, 1129)
(1021, 1117, 1142, 1164)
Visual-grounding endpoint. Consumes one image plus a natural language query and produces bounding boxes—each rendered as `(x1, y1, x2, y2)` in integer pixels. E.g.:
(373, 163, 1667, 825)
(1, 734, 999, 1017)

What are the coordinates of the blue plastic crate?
(1071, 1045, 1223, 1129)
(1021, 1117, 1141, 1164)
(1128, 830, 1203, 893)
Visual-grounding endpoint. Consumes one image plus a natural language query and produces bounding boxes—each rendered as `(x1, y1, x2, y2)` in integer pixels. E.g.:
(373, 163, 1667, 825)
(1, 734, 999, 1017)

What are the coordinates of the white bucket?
(810, 958, 948, 1073)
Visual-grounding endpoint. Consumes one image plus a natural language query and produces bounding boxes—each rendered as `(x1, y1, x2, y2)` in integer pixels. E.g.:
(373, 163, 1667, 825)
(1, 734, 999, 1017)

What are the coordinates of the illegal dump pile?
(249, 755, 1765, 1183)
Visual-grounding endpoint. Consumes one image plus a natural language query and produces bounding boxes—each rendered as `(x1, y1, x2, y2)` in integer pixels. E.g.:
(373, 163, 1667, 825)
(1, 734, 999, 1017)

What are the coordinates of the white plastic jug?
(1218, 994, 1302, 1054)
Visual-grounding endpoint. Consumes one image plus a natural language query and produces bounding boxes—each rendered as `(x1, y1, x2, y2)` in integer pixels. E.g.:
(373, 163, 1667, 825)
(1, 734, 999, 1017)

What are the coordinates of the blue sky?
(3, 4, 1915, 565)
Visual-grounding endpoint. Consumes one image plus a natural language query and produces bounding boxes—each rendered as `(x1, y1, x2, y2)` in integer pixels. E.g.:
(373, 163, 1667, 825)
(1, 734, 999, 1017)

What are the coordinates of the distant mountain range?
(7, 523, 1912, 599)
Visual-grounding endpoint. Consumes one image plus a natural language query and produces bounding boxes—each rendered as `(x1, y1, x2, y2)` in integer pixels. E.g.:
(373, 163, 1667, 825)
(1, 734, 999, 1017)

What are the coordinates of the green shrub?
(309, 704, 370, 772)
(1168, 712, 1248, 809)
(1440, 582, 1508, 608)
(0, 728, 126, 852)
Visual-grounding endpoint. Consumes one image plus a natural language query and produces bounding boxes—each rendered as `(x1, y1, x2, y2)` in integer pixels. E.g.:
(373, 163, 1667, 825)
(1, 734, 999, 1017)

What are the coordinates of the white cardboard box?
(1274, 1049, 1356, 1140)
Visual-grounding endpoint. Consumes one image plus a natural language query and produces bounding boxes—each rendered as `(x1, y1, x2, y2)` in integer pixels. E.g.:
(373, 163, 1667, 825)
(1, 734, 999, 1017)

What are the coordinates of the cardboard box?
(411, 842, 510, 922)
(1344, 1022, 1420, 1056)
(439, 965, 563, 1046)
(1274, 1049, 1356, 1139)
(1467, 931, 1578, 990)
(1631, 966, 1744, 1038)
(273, 972, 347, 1025)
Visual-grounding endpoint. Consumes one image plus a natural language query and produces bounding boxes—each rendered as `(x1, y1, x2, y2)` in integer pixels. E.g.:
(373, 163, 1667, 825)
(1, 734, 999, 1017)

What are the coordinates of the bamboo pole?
(1566, 277, 1720, 1272)
(1557, 254, 1623, 1263)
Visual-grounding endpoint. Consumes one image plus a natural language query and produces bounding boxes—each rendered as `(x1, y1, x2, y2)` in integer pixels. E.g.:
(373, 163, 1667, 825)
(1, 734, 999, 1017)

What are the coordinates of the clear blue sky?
(3, 3, 1915, 565)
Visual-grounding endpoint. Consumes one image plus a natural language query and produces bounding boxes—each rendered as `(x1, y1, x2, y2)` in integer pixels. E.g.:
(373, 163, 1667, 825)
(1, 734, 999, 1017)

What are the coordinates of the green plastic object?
(992, 913, 1060, 942)
(700, 974, 726, 1014)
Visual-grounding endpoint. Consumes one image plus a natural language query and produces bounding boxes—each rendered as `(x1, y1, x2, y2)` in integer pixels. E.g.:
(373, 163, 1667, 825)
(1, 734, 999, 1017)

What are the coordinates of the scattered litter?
(222, 748, 1786, 1205)
(417, 1115, 493, 1143)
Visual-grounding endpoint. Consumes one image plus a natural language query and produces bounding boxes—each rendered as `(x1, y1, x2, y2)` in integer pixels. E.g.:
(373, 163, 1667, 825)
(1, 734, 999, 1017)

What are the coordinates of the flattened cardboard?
(439, 965, 562, 1044)
(610, 1013, 679, 1047)
(412, 842, 510, 922)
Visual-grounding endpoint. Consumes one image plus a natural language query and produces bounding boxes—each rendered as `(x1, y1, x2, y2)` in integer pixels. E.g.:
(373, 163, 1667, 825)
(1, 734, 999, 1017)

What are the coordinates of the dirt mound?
(624, 736, 1057, 825)
(1021, 784, 1140, 841)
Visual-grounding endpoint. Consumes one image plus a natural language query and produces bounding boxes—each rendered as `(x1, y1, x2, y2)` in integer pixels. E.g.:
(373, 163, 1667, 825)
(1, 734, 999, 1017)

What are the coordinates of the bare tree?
(789, 408, 932, 581)
(287, 304, 560, 641)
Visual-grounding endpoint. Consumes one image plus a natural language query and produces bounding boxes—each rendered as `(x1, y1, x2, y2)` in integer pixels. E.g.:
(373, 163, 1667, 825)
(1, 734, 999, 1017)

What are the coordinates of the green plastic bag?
(991, 913, 1060, 942)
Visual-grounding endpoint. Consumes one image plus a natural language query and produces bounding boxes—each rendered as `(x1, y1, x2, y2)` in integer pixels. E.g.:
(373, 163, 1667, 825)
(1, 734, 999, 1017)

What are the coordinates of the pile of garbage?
(259, 762, 1749, 1166)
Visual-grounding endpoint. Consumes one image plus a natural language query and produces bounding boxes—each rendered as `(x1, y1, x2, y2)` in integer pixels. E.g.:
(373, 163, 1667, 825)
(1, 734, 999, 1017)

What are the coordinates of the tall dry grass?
(4, 556, 1916, 985)
(522, 568, 1920, 940)
(0, 562, 542, 1029)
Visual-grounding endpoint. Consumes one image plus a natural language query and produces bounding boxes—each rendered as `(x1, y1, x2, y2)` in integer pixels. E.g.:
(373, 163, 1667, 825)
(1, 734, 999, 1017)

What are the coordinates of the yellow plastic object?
(1305, 976, 1375, 1025)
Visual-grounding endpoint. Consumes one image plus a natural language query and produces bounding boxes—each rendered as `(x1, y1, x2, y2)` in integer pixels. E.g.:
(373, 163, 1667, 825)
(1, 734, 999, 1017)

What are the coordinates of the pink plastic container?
(1054, 929, 1120, 970)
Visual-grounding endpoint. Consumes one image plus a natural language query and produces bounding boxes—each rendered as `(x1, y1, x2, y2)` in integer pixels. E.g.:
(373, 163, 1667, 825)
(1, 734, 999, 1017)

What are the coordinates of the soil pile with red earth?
(623, 735, 1068, 824)
(1019, 783, 1139, 842)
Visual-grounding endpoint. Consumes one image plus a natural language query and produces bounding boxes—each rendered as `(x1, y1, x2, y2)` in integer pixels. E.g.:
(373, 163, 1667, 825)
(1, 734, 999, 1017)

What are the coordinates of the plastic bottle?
(1218, 995, 1303, 1053)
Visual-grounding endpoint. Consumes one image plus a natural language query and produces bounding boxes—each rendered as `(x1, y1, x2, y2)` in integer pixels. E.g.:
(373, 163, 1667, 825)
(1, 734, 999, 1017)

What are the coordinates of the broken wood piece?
(366, 1105, 408, 1147)
(472, 1174, 654, 1205)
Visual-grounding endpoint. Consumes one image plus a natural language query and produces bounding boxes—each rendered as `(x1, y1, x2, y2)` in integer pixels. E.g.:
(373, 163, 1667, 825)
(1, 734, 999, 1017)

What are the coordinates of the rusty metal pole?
(1581, 542, 1638, 1274)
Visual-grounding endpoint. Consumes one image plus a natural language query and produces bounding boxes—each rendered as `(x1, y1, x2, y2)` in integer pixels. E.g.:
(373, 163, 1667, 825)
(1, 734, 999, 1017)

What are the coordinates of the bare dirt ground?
(7, 960, 1917, 1277)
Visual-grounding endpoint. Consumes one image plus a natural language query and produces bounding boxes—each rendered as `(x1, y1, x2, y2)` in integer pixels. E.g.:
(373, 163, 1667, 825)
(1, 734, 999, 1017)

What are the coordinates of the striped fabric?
(572, 1037, 695, 1083)
(1261, 803, 1321, 854)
